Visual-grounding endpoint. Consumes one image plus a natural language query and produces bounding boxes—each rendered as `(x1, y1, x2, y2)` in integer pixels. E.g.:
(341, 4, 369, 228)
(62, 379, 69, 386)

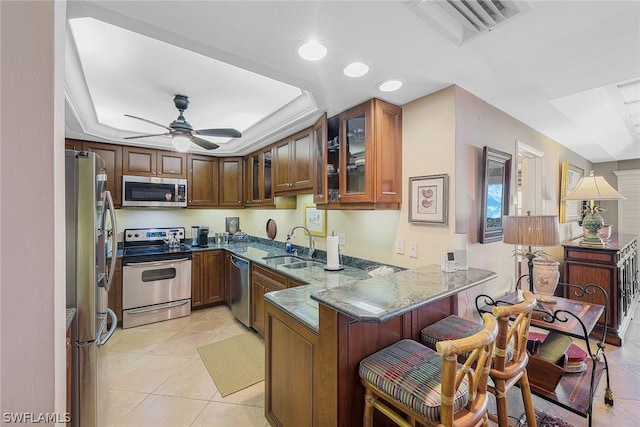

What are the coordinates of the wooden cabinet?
(187, 154, 219, 207)
(273, 128, 314, 195)
(191, 250, 225, 309)
(224, 253, 233, 305)
(563, 235, 639, 345)
(245, 147, 274, 206)
(107, 258, 122, 325)
(188, 154, 245, 208)
(313, 114, 328, 204)
(218, 157, 243, 207)
(251, 264, 287, 336)
(319, 98, 402, 210)
(123, 146, 187, 178)
(66, 140, 124, 208)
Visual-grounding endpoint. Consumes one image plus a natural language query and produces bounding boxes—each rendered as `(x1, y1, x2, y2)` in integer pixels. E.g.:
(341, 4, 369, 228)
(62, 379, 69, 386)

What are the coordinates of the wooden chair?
(420, 291, 538, 427)
(359, 313, 498, 427)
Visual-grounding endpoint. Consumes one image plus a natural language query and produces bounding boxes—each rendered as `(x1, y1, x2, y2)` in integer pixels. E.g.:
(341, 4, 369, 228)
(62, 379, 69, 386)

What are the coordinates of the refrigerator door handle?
(104, 190, 118, 292)
(97, 308, 117, 347)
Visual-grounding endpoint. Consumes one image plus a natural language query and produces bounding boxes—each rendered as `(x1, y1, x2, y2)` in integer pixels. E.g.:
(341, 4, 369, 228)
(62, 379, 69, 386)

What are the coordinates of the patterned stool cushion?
(421, 315, 514, 362)
(359, 339, 469, 421)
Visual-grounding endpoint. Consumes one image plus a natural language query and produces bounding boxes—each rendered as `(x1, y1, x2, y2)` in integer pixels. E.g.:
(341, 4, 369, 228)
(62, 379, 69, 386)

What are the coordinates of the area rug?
(197, 332, 265, 397)
(518, 408, 576, 427)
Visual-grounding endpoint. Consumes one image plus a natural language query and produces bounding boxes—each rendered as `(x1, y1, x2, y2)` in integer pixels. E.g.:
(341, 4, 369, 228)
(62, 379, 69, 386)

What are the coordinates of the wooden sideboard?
(563, 234, 639, 346)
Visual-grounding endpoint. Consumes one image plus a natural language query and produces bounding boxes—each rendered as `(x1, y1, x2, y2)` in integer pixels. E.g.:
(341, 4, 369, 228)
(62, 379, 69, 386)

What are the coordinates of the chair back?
(491, 291, 537, 372)
(436, 313, 498, 426)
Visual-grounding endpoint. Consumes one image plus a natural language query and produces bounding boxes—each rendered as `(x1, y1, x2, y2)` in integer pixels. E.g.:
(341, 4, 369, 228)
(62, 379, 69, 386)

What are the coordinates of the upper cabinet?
(123, 146, 187, 179)
(218, 157, 243, 207)
(245, 147, 274, 207)
(313, 114, 328, 204)
(273, 128, 314, 195)
(187, 155, 243, 208)
(187, 154, 219, 207)
(318, 99, 402, 210)
(66, 139, 123, 208)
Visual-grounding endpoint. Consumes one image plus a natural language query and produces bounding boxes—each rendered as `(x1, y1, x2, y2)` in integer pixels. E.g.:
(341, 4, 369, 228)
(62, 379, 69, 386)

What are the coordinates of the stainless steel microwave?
(122, 175, 187, 208)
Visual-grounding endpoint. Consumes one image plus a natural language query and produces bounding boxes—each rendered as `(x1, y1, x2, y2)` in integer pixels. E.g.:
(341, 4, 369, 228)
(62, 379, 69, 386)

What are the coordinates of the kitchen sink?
(282, 260, 325, 269)
(262, 255, 324, 269)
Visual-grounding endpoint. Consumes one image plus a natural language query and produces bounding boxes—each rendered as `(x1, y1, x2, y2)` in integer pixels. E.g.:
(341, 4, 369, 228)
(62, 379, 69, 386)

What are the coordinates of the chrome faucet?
(287, 225, 315, 259)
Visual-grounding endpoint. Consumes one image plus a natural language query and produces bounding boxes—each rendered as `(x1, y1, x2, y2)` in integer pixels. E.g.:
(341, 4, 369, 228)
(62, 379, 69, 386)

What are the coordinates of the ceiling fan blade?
(194, 128, 242, 138)
(190, 135, 219, 150)
(124, 114, 173, 131)
(124, 132, 171, 140)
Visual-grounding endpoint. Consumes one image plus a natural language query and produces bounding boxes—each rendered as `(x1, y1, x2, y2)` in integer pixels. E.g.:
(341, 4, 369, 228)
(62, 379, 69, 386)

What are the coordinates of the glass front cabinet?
(244, 147, 274, 206)
(316, 98, 402, 209)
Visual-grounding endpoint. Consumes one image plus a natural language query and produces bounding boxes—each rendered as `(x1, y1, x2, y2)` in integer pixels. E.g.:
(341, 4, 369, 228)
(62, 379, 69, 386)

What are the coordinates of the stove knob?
(134, 233, 139, 238)
(127, 233, 132, 238)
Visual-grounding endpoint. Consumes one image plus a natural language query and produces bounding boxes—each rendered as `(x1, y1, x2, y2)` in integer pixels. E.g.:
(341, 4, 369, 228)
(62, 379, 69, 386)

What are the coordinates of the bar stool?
(420, 291, 538, 427)
(359, 313, 498, 427)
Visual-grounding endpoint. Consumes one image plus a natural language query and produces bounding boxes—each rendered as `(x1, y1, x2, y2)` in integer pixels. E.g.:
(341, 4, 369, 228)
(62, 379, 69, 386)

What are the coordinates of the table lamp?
(564, 171, 625, 246)
(503, 212, 560, 301)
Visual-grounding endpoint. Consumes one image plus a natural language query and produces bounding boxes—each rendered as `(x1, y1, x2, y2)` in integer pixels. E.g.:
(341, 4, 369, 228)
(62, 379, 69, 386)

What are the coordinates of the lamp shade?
(502, 215, 560, 247)
(564, 173, 625, 201)
(172, 134, 192, 152)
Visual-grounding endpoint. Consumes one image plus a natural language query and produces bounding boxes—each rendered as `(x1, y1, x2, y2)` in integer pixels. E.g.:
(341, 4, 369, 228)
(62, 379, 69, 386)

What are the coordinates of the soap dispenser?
(285, 236, 293, 254)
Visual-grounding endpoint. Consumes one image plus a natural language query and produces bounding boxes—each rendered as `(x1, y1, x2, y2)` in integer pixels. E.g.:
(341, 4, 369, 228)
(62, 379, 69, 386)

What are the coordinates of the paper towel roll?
(453, 233, 468, 270)
(326, 236, 340, 269)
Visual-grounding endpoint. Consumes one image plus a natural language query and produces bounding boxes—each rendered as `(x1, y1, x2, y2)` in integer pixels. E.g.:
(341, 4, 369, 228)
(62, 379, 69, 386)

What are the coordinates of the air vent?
(408, 0, 531, 45)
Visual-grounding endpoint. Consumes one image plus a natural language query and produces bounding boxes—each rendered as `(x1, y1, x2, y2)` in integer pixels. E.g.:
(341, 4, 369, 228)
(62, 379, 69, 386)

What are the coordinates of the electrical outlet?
(409, 241, 418, 258)
(396, 239, 405, 254)
(338, 233, 346, 245)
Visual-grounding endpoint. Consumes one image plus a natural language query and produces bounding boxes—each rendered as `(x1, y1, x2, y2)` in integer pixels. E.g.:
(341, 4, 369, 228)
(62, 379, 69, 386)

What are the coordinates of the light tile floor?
(104, 303, 640, 426)
(103, 305, 269, 427)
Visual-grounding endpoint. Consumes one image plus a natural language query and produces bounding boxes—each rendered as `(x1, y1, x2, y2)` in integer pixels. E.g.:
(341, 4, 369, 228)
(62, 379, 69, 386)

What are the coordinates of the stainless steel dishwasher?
(229, 254, 251, 327)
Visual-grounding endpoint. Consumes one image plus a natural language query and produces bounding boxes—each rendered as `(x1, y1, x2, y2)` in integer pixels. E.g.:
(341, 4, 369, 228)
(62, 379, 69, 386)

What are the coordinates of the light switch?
(396, 239, 405, 254)
(409, 241, 418, 258)
(338, 233, 346, 245)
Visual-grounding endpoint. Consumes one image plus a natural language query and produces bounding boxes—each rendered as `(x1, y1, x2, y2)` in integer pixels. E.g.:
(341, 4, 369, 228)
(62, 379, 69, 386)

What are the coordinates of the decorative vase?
(532, 259, 560, 303)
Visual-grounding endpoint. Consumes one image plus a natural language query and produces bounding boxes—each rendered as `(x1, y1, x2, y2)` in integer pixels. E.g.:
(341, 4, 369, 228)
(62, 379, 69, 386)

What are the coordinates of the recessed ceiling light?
(298, 40, 327, 61)
(343, 62, 370, 78)
(378, 79, 403, 92)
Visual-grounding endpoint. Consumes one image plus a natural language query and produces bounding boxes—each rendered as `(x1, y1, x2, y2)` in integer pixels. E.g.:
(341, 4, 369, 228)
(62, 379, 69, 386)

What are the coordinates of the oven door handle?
(126, 300, 189, 315)
(125, 258, 191, 267)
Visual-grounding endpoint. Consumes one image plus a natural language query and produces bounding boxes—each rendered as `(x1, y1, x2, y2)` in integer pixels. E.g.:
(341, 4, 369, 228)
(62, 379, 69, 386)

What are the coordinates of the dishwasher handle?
(230, 255, 249, 270)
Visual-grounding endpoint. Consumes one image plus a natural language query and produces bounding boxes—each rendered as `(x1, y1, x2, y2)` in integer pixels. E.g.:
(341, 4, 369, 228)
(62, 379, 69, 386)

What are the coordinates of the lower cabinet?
(251, 264, 287, 337)
(192, 250, 225, 308)
(107, 258, 122, 325)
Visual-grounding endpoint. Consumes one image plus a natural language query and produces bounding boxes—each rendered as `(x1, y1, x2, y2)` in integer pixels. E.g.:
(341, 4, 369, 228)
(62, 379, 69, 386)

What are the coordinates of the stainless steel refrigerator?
(66, 150, 117, 427)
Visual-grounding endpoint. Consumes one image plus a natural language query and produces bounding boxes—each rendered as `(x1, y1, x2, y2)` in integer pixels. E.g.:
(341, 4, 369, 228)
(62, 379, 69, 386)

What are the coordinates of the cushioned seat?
(419, 291, 538, 427)
(421, 315, 515, 362)
(359, 339, 469, 421)
(359, 313, 498, 427)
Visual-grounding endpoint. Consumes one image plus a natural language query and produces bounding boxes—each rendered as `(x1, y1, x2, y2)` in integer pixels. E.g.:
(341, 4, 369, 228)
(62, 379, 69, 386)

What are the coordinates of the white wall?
(0, 0, 67, 419)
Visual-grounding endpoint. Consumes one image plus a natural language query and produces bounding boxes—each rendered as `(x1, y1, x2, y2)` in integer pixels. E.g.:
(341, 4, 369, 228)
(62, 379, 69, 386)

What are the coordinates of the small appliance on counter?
(198, 227, 209, 247)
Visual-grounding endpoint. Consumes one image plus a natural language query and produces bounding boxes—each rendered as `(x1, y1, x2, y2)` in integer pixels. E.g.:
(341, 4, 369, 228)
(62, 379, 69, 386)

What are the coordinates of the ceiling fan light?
(172, 134, 192, 152)
(378, 79, 403, 92)
(343, 62, 370, 78)
(298, 40, 327, 61)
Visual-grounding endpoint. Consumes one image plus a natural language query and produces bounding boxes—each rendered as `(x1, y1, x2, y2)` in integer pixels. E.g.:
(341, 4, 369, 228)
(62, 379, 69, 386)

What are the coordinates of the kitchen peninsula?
(263, 265, 497, 427)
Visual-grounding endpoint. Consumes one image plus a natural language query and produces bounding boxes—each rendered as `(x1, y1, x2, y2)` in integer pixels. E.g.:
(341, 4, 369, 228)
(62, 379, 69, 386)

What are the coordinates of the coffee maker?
(197, 226, 209, 247)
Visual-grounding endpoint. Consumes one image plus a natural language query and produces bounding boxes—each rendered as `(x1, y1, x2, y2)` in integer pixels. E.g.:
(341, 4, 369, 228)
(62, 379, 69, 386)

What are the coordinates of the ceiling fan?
(124, 94, 241, 151)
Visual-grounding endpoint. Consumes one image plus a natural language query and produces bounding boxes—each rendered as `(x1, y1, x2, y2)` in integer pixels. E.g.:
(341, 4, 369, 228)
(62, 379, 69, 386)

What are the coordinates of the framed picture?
(409, 174, 448, 224)
(479, 147, 511, 243)
(225, 217, 240, 234)
(303, 205, 326, 237)
(559, 161, 584, 223)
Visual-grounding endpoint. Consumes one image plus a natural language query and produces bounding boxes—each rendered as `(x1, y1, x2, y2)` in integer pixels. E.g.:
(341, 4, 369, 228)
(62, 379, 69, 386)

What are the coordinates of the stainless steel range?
(122, 227, 192, 328)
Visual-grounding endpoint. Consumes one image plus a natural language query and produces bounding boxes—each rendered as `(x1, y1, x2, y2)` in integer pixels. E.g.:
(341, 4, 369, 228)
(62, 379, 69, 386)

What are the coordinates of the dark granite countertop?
(107, 238, 496, 333)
